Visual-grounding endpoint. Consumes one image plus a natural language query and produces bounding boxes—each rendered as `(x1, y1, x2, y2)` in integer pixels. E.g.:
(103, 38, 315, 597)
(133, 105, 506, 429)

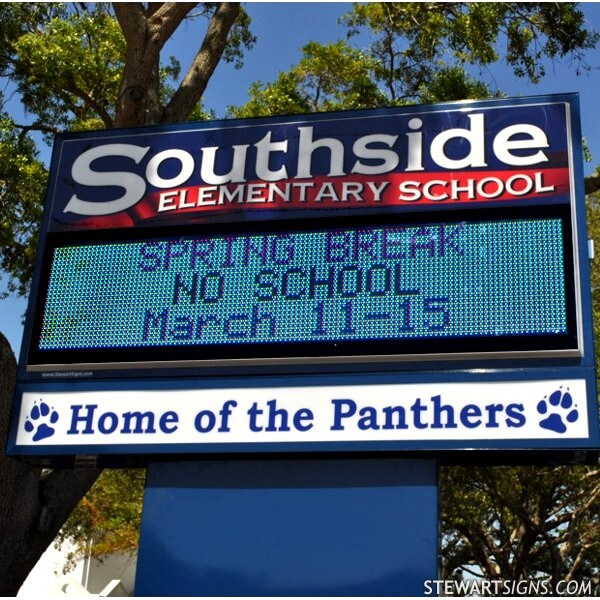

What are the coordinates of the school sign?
(7, 93, 599, 463)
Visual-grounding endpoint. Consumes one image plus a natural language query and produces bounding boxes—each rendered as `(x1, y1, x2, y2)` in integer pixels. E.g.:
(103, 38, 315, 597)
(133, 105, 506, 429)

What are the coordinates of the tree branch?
(13, 122, 62, 137)
(456, 524, 500, 579)
(147, 3, 198, 48)
(585, 172, 600, 195)
(163, 2, 241, 123)
(64, 81, 115, 128)
(113, 3, 147, 48)
(0, 330, 101, 595)
(113, 2, 197, 126)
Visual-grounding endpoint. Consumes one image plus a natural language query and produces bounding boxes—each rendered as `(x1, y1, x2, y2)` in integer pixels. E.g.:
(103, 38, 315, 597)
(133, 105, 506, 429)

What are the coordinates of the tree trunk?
(0, 332, 100, 595)
(0, 4, 248, 593)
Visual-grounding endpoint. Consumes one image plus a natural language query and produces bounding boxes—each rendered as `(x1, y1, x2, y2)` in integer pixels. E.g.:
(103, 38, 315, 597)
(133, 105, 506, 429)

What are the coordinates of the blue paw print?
(24, 400, 59, 442)
(537, 387, 578, 434)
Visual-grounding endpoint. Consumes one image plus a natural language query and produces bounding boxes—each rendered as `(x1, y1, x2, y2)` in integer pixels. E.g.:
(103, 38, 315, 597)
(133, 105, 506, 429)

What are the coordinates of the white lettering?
(398, 180, 422, 202)
(62, 112, 560, 216)
(297, 126, 345, 178)
(477, 177, 504, 199)
(200, 144, 249, 184)
(505, 173, 534, 196)
(493, 124, 549, 166)
(254, 131, 288, 181)
(64, 143, 150, 215)
(366, 181, 389, 202)
(146, 149, 194, 188)
(430, 113, 487, 170)
(158, 190, 179, 212)
(198, 186, 218, 205)
(422, 180, 448, 201)
(406, 118, 425, 172)
(351, 134, 399, 175)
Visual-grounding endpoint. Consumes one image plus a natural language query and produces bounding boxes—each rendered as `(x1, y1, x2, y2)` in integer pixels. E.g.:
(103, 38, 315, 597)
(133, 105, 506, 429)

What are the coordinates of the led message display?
(29, 209, 576, 368)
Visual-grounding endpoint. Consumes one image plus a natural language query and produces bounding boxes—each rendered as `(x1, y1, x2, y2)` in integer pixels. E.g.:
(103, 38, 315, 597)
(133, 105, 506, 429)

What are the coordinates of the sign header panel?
(46, 98, 572, 232)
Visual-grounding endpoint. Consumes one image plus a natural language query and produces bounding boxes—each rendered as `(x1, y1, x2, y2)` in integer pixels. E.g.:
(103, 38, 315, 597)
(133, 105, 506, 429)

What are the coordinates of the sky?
(3, 1, 600, 357)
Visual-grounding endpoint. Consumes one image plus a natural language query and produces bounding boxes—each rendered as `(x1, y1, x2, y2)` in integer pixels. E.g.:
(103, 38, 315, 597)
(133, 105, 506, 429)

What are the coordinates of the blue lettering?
(382, 228, 407, 259)
(331, 398, 357, 430)
(431, 394, 457, 429)
(505, 403, 526, 427)
(224, 314, 248, 338)
(282, 268, 306, 299)
(255, 269, 277, 300)
(98, 412, 119, 434)
(309, 266, 335, 298)
(68, 405, 179, 435)
(121, 411, 157, 434)
(409, 227, 435, 258)
(357, 405, 380, 430)
(139, 242, 162, 271)
(294, 408, 314, 431)
(325, 231, 351, 262)
(171, 315, 194, 340)
(353, 229, 378, 261)
(460, 404, 482, 428)
(159, 411, 179, 433)
(194, 410, 216, 433)
(270, 234, 295, 265)
(410, 398, 428, 429)
(265, 399, 290, 432)
(250, 305, 276, 337)
(68, 404, 97, 434)
(143, 308, 169, 341)
(338, 265, 362, 298)
(484, 404, 503, 428)
(173, 272, 198, 304)
(164, 240, 188, 270)
(191, 238, 215, 268)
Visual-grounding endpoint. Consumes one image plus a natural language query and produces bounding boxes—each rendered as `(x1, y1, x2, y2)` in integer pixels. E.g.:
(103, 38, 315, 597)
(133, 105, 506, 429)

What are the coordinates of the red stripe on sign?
(60, 167, 570, 230)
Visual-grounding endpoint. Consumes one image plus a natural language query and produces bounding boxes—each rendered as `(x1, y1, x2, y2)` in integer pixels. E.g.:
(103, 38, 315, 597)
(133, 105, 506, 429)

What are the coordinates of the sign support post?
(134, 458, 438, 596)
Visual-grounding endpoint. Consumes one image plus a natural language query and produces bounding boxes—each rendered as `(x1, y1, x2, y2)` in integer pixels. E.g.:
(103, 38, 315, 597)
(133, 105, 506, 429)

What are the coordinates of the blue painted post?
(134, 458, 438, 596)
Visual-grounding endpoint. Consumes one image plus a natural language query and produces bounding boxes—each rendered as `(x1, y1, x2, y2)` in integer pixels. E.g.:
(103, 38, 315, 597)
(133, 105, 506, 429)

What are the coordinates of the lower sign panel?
(11, 379, 590, 454)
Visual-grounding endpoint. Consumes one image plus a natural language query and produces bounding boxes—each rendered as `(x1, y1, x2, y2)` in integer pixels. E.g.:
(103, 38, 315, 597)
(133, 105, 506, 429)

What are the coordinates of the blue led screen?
(35, 216, 570, 357)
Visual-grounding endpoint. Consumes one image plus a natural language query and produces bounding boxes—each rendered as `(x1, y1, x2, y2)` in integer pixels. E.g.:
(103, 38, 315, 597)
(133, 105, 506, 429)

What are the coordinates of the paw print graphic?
(537, 387, 579, 434)
(24, 400, 59, 442)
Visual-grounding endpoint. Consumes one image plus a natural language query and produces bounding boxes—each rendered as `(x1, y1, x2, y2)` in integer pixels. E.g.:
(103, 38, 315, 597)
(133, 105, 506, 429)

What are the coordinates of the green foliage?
(13, 6, 125, 132)
(0, 3, 241, 297)
(218, 3, 257, 69)
(587, 194, 600, 345)
(440, 465, 600, 590)
(343, 2, 599, 101)
(229, 41, 387, 118)
(229, 39, 501, 119)
(229, 72, 311, 119)
(55, 469, 145, 572)
(0, 3, 66, 60)
(0, 113, 46, 297)
(293, 41, 387, 112)
(418, 66, 501, 104)
(439, 197, 600, 587)
(231, 3, 598, 118)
